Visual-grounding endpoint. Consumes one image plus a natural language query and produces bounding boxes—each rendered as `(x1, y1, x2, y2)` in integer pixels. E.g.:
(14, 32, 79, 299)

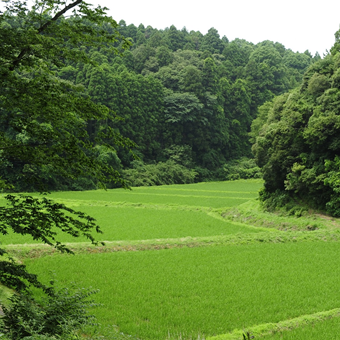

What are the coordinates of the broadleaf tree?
(251, 40, 340, 216)
(0, 0, 133, 331)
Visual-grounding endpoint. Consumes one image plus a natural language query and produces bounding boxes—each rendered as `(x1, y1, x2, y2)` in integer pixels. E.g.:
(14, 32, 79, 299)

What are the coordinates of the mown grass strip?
(261, 316, 340, 339)
(134, 187, 260, 194)
(206, 308, 340, 340)
(7, 229, 340, 258)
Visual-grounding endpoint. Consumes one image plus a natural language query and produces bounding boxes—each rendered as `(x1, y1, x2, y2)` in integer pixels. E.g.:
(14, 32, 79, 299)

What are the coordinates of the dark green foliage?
(0, 2, 134, 193)
(222, 39, 254, 67)
(200, 27, 225, 54)
(0, 283, 99, 339)
(59, 23, 315, 174)
(163, 144, 193, 168)
(0, 194, 103, 293)
(79, 26, 320, 174)
(1, 1, 318, 187)
(0, 1, 134, 337)
(252, 36, 340, 216)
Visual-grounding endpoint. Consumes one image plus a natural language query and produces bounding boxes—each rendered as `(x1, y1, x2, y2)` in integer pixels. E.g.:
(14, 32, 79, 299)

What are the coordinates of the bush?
(123, 160, 197, 187)
(0, 283, 99, 340)
(223, 158, 262, 180)
(259, 188, 308, 216)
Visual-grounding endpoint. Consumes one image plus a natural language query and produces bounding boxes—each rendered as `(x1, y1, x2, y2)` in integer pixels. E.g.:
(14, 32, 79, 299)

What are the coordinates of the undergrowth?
(221, 200, 339, 231)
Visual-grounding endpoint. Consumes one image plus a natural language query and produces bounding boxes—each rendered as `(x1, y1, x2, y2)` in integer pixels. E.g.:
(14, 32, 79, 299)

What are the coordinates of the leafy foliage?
(53, 19, 318, 174)
(223, 157, 262, 180)
(0, 0, 133, 337)
(0, 282, 99, 339)
(123, 160, 197, 187)
(0, 0, 134, 192)
(251, 36, 340, 215)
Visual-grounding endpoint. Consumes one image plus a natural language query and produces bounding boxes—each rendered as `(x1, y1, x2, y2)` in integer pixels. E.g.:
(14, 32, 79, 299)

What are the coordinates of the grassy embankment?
(2, 179, 340, 340)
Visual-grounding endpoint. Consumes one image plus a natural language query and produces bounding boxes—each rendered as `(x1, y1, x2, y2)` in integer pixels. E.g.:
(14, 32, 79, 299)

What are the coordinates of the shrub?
(123, 160, 197, 187)
(223, 158, 262, 180)
(0, 283, 99, 340)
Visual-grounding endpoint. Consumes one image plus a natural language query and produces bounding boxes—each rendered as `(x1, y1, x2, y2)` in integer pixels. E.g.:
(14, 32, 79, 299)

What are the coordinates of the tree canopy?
(52, 24, 317, 179)
(0, 0, 133, 315)
(251, 39, 340, 216)
(1, 5, 320, 184)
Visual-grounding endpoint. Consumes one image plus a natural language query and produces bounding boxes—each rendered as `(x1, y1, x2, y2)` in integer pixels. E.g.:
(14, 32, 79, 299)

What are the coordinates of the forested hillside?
(251, 32, 340, 217)
(67, 22, 319, 169)
(1, 15, 321, 190)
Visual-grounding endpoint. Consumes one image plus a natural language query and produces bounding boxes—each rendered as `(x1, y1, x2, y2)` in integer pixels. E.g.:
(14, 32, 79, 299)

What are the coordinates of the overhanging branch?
(9, 0, 83, 71)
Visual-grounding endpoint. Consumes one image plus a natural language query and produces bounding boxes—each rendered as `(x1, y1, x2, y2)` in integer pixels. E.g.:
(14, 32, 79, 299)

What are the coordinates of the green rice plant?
(45, 192, 250, 209)
(31, 179, 263, 209)
(161, 180, 264, 192)
(121, 188, 259, 198)
(1, 205, 266, 246)
(24, 241, 340, 340)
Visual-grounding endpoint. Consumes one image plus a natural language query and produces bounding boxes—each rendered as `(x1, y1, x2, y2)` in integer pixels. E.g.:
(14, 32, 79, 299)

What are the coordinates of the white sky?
(91, 0, 340, 56)
(1, 0, 339, 56)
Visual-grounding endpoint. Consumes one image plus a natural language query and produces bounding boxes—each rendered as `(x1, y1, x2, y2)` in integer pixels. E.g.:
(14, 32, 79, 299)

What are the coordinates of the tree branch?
(37, 0, 83, 34)
(9, 0, 83, 71)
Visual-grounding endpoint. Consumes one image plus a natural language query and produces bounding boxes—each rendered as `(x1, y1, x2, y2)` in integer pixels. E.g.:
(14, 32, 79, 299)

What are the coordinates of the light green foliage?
(122, 160, 197, 187)
(223, 158, 261, 180)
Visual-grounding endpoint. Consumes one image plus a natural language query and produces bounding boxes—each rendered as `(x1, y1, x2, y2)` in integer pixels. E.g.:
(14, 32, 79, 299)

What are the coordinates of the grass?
(25, 241, 340, 339)
(1, 204, 267, 246)
(34, 179, 263, 209)
(0, 284, 13, 308)
(261, 317, 340, 339)
(222, 200, 339, 232)
(2, 179, 340, 339)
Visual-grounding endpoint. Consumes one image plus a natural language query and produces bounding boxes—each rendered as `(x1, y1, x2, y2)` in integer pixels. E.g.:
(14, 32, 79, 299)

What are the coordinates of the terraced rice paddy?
(3, 179, 340, 339)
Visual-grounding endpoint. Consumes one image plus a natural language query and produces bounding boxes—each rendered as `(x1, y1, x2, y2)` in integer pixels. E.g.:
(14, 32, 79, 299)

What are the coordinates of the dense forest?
(252, 37, 340, 216)
(0, 13, 322, 191)
(58, 21, 320, 185)
(3, 9, 340, 217)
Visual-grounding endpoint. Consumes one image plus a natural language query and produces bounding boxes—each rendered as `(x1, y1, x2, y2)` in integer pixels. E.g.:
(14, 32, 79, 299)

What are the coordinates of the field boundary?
(5, 229, 340, 258)
(207, 308, 340, 339)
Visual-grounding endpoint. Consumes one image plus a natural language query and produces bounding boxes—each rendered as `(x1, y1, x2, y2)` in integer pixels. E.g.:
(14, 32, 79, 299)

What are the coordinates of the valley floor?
(2, 179, 340, 340)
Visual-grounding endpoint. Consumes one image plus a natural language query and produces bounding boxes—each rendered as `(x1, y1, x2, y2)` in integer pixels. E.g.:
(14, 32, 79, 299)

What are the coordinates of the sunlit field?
(3, 179, 340, 339)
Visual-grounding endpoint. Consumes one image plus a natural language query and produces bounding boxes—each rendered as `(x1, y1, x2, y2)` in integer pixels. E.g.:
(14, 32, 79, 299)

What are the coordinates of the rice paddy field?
(2, 179, 340, 339)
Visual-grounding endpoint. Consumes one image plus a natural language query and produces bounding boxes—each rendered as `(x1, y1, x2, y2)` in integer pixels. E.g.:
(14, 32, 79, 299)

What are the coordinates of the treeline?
(1, 16, 321, 190)
(60, 21, 320, 180)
